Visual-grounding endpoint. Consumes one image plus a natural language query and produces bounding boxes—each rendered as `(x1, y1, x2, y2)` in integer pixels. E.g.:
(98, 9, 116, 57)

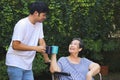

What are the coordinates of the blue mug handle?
(46, 46, 52, 54)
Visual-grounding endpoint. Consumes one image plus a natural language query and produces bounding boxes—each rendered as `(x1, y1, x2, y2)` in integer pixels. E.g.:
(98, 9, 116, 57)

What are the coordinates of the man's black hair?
(28, 1, 49, 14)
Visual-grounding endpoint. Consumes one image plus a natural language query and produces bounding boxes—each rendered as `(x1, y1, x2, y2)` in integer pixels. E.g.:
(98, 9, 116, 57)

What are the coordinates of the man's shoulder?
(35, 22, 43, 27)
(16, 17, 27, 23)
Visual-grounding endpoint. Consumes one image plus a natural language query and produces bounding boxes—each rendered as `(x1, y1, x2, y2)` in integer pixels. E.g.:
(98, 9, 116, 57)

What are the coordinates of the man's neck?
(28, 15, 36, 24)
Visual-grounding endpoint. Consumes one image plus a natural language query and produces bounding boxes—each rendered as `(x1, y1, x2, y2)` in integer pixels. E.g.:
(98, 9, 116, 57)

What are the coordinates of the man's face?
(37, 12, 47, 22)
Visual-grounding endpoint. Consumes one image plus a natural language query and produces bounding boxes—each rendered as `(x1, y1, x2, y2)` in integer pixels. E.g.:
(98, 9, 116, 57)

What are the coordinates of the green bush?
(0, 60, 8, 80)
(33, 54, 48, 76)
(0, 0, 120, 78)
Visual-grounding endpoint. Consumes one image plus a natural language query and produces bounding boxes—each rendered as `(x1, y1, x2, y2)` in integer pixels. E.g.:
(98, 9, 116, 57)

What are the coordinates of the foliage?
(0, 60, 8, 80)
(44, 0, 119, 63)
(33, 54, 48, 76)
(103, 39, 120, 51)
(0, 0, 120, 79)
(0, 0, 31, 48)
(83, 39, 103, 62)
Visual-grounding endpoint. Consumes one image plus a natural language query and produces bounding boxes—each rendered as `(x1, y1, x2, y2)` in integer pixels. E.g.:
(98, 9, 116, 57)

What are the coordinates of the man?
(6, 1, 50, 80)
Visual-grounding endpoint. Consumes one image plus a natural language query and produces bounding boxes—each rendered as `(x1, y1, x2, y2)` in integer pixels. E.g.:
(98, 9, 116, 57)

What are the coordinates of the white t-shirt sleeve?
(39, 23, 44, 39)
(12, 20, 26, 41)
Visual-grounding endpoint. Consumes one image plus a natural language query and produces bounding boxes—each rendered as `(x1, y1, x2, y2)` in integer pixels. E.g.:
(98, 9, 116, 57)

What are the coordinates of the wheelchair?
(52, 71, 102, 80)
(45, 62, 102, 80)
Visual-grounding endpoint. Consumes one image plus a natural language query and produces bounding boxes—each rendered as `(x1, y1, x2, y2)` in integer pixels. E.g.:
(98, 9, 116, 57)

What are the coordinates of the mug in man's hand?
(46, 46, 52, 54)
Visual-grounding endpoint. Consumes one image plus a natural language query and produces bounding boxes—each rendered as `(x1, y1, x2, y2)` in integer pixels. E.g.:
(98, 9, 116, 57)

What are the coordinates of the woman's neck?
(68, 56, 80, 64)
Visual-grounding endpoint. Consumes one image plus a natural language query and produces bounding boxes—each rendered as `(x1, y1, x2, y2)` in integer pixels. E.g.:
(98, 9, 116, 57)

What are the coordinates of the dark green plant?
(0, 0, 120, 78)
(0, 60, 8, 80)
(83, 39, 103, 63)
(103, 39, 120, 52)
(33, 54, 48, 76)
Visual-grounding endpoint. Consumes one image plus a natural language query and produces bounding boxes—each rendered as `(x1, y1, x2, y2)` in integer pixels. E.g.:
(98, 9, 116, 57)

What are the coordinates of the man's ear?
(34, 11, 39, 16)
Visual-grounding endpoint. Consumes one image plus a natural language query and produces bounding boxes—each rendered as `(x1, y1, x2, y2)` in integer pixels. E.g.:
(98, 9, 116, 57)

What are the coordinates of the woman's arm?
(89, 63, 101, 76)
(86, 63, 101, 80)
(50, 54, 61, 73)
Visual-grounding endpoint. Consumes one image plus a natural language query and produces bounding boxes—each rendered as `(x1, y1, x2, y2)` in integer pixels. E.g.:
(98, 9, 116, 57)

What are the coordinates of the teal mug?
(51, 46, 59, 54)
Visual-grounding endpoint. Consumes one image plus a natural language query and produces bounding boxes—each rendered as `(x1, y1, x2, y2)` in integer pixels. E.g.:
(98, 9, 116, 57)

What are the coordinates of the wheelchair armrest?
(98, 73, 102, 80)
(54, 71, 71, 76)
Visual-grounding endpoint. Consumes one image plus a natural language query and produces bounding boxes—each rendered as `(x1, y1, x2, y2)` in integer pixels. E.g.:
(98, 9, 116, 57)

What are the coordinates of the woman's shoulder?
(58, 56, 68, 62)
(81, 57, 93, 64)
(59, 56, 67, 60)
(81, 57, 93, 62)
(58, 57, 69, 66)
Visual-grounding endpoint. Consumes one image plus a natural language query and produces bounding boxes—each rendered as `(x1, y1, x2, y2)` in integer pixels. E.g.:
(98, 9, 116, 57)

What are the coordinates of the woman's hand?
(86, 71, 93, 80)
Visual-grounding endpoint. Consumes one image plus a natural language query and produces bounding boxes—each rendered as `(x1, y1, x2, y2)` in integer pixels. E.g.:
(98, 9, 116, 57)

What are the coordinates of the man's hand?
(35, 46, 46, 53)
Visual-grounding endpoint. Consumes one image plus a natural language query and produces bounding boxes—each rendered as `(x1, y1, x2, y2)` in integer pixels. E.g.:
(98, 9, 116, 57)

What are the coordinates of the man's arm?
(12, 40, 45, 53)
(38, 38, 46, 47)
(38, 38, 50, 63)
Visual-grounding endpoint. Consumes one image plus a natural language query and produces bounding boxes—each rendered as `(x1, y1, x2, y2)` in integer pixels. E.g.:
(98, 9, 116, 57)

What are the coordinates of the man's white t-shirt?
(6, 17, 44, 70)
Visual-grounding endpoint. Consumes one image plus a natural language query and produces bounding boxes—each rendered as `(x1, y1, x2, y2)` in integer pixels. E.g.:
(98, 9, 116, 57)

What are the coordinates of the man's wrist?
(32, 46, 37, 51)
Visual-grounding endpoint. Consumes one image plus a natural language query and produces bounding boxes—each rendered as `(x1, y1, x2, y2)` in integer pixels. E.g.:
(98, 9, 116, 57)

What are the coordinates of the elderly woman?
(50, 38, 100, 80)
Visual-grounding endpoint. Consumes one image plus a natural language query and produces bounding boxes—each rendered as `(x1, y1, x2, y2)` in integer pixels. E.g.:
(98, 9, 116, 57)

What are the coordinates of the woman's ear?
(79, 48, 82, 52)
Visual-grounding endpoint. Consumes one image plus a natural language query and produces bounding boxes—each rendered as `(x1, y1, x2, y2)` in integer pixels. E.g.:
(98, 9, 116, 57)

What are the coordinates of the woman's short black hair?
(72, 38, 84, 48)
(28, 1, 49, 14)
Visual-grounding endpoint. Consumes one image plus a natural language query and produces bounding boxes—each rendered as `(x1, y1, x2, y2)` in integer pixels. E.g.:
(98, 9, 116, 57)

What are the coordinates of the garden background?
(0, 0, 120, 80)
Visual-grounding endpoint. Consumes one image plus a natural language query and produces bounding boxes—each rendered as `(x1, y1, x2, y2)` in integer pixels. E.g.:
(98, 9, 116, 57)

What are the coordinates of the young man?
(6, 1, 50, 80)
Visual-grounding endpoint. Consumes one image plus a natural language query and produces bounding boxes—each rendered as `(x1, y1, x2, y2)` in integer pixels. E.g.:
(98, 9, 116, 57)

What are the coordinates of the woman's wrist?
(86, 71, 93, 80)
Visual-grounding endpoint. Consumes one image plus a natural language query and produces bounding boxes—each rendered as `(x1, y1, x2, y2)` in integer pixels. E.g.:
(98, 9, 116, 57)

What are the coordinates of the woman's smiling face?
(68, 40, 80, 54)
